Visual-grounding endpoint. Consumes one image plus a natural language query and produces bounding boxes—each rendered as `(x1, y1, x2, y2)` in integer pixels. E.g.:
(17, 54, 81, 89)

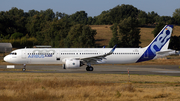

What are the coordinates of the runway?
(0, 65, 180, 76)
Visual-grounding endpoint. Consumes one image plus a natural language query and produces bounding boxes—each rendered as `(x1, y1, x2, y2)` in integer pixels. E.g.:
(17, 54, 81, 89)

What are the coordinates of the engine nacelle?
(63, 59, 84, 69)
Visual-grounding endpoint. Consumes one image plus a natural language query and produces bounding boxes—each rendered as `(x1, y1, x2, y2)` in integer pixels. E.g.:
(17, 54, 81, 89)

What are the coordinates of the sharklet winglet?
(110, 45, 117, 53)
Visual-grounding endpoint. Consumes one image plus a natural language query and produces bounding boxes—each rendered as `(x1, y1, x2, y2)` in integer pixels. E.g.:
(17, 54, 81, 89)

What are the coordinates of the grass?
(139, 27, 154, 47)
(91, 25, 180, 47)
(91, 25, 112, 47)
(0, 73, 180, 101)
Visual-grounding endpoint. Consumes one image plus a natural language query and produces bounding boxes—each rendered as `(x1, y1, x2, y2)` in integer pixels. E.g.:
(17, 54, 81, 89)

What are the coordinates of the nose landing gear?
(22, 64, 26, 72)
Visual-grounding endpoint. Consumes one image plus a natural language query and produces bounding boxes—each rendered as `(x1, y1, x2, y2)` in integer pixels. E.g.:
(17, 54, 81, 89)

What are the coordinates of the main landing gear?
(86, 66, 93, 71)
(22, 64, 26, 72)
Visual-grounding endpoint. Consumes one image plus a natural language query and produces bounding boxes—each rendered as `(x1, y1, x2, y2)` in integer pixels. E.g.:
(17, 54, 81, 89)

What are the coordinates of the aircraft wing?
(80, 45, 117, 64)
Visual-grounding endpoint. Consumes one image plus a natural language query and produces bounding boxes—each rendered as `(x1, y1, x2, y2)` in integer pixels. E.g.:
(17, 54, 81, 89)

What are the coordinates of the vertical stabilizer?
(137, 25, 173, 62)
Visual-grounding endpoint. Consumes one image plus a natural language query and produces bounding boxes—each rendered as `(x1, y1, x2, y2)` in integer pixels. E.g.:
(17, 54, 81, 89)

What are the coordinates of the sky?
(0, 0, 180, 17)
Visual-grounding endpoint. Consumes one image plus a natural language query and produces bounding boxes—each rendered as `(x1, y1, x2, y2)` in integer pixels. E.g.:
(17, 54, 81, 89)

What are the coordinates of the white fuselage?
(4, 48, 147, 65)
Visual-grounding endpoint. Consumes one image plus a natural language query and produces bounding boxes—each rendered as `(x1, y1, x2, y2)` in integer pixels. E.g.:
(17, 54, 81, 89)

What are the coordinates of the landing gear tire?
(22, 68, 26, 72)
(62, 64, 66, 69)
(86, 66, 93, 71)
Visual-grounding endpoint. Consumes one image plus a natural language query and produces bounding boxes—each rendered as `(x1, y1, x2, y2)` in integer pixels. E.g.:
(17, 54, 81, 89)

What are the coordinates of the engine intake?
(63, 59, 84, 69)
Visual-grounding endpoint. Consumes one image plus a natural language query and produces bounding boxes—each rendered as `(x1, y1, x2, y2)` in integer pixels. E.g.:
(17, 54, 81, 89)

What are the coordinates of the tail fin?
(148, 25, 173, 52)
(137, 25, 173, 62)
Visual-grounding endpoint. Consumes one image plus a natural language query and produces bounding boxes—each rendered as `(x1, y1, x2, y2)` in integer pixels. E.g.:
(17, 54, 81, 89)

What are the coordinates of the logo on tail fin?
(137, 25, 173, 62)
(150, 26, 172, 54)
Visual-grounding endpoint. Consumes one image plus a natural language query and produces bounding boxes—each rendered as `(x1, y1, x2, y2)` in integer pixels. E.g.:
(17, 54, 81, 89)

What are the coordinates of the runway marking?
(153, 71, 180, 73)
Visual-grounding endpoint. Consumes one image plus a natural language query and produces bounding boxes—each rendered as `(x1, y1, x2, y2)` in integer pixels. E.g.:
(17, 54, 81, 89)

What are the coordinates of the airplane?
(4, 25, 176, 72)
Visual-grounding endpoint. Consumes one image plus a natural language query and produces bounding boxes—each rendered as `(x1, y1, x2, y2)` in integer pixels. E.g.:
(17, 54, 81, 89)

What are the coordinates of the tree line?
(0, 8, 96, 48)
(0, 4, 180, 49)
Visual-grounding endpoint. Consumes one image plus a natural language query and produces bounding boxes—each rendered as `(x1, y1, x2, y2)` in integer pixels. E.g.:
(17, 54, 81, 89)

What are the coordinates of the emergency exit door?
(21, 50, 26, 59)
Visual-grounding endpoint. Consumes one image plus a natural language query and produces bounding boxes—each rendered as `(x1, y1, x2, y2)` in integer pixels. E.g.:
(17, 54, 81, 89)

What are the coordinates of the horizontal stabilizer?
(156, 50, 176, 57)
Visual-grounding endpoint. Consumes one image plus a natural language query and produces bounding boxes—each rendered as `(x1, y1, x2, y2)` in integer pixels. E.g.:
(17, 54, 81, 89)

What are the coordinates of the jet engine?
(62, 59, 84, 69)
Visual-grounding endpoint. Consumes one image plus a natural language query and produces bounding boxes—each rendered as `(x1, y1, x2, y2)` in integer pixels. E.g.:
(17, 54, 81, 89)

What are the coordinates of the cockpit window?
(10, 52, 17, 55)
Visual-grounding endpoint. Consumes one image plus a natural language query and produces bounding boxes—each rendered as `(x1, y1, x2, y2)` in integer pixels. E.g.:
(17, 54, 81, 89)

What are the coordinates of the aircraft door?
(98, 51, 103, 55)
(21, 50, 26, 59)
(56, 50, 60, 61)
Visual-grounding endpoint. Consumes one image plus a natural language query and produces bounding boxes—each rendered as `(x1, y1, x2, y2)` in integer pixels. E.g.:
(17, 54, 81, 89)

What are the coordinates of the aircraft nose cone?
(3, 56, 8, 62)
